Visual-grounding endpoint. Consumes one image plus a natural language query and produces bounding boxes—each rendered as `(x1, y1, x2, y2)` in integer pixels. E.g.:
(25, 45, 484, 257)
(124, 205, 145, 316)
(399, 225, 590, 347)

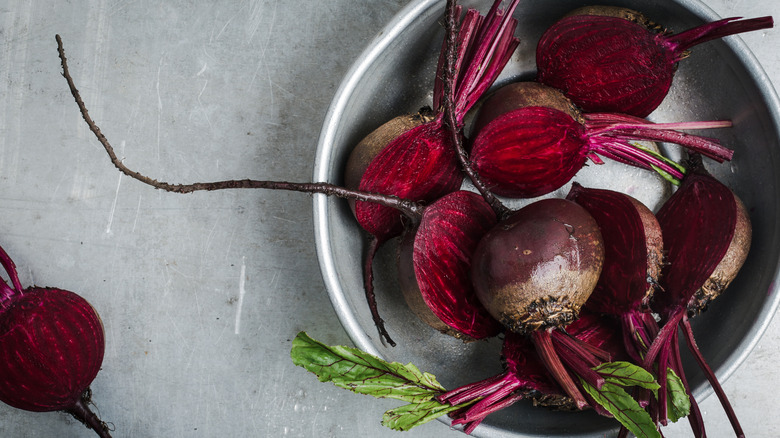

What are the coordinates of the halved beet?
(398, 190, 502, 341)
(566, 183, 662, 317)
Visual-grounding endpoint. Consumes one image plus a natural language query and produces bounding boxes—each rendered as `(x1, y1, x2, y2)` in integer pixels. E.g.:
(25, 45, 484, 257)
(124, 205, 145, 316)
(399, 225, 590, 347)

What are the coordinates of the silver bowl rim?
(312, 0, 780, 434)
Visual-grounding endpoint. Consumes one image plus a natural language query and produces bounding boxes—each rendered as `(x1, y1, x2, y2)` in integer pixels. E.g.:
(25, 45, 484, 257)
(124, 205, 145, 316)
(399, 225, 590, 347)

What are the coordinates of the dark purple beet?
(653, 158, 751, 317)
(0, 244, 111, 438)
(565, 183, 664, 365)
(469, 82, 733, 198)
(566, 183, 683, 431)
(471, 197, 605, 334)
(398, 190, 502, 340)
(537, 7, 773, 117)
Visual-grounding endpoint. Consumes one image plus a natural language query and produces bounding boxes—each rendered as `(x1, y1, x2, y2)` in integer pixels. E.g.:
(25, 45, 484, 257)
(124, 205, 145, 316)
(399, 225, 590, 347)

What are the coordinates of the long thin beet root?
(55, 0, 509, 348)
(537, 7, 773, 117)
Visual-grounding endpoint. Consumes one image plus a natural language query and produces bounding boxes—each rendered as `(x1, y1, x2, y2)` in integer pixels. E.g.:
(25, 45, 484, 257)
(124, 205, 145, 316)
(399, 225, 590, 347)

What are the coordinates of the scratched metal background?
(0, 1, 779, 437)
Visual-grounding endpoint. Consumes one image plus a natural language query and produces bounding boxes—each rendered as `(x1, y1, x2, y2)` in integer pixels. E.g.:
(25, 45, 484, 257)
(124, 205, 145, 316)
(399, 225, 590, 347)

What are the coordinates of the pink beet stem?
(438, 372, 511, 406)
(453, 380, 522, 422)
(0, 243, 24, 305)
(642, 308, 685, 369)
(552, 328, 612, 364)
(680, 315, 744, 437)
(532, 330, 590, 409)
(453, 389, 525, 434)
(665, 16, 774, 60)
(452, 0, 521, 120)
(555, 340, 606, 389)
(458, 393, 525, 435)
(591, 141, 686, 180)
(587, 120, 734, 162)
(433, 7, 478, 111)
(656, 332, 672, 425)
(670, 328, 707, 437)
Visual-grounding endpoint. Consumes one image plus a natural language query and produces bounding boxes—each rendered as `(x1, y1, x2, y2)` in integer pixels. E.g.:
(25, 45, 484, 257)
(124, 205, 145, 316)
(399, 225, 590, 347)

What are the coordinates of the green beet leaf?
(594, 361, 661, 391)
(581, 380, 661, 438)
(382, 399, 466, 431)
(666, 368, 691, 422)
(290, 332, 444, 403)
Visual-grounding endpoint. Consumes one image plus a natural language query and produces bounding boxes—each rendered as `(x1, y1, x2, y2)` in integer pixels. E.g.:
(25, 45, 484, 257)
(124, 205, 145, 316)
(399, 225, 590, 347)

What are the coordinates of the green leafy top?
(291, 331, 468, 431)
(582, 362, 662, 438)
(291, 331, 444, 403)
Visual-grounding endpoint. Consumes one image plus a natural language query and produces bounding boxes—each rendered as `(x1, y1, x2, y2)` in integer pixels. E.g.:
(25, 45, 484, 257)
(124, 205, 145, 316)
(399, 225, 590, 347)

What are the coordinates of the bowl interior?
(314, 0, 780, 436)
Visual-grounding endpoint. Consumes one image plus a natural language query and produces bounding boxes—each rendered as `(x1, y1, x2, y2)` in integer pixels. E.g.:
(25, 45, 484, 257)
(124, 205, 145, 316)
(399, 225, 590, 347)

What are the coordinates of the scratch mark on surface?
(197, 79, 213, 130)
(131, 195, 142, 233)
(156, 55, 165, 161)
(216, 16, 234, 41)
(234, 256, 247, 334)
(268, 269, 279, 289)
(272, 215, 296, 224)
(196, 62, 208, 76)
(105, 140, 126, 234)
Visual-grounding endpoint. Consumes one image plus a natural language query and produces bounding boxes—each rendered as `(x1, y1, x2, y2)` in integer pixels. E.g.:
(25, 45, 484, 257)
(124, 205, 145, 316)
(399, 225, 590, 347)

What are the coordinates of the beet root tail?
(65, 391, 112, 438)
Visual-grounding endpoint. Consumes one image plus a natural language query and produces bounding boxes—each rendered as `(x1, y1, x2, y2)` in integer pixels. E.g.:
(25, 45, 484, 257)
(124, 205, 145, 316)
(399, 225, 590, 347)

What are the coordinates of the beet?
(565, 183, 662, 361)
(537, 6, 773, 117)
(470, 197, 610, 408)
(471, 198, 605, 334)
(469, 82, 733, 198)
(0, 244, 111, 437)
(398, 190, 502, 340)
(644, 155, 752, 437)
(343, 0, 521, 240)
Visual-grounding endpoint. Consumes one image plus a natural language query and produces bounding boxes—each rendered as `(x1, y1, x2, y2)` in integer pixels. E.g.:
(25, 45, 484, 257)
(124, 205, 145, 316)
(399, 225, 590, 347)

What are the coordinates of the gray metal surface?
(0, 1, 779, 437)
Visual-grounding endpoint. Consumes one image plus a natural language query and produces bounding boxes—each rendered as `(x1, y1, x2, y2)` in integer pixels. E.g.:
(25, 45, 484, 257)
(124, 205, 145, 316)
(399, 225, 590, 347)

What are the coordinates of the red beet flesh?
(537, 13, 773, 117)
(566, 183, 662, 317)
(0, 245, 111, 437)
(398, 190, 502, 340)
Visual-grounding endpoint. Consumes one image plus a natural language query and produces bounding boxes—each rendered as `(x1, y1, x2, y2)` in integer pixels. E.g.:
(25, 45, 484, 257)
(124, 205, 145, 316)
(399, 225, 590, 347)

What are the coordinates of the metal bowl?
(313, 0, 780, 436)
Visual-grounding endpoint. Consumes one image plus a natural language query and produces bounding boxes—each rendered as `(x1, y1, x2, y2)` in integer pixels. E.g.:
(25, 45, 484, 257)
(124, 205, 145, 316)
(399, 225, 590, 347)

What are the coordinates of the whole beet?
(0, 244, 111, 437)
(470, 198, 604, 334)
